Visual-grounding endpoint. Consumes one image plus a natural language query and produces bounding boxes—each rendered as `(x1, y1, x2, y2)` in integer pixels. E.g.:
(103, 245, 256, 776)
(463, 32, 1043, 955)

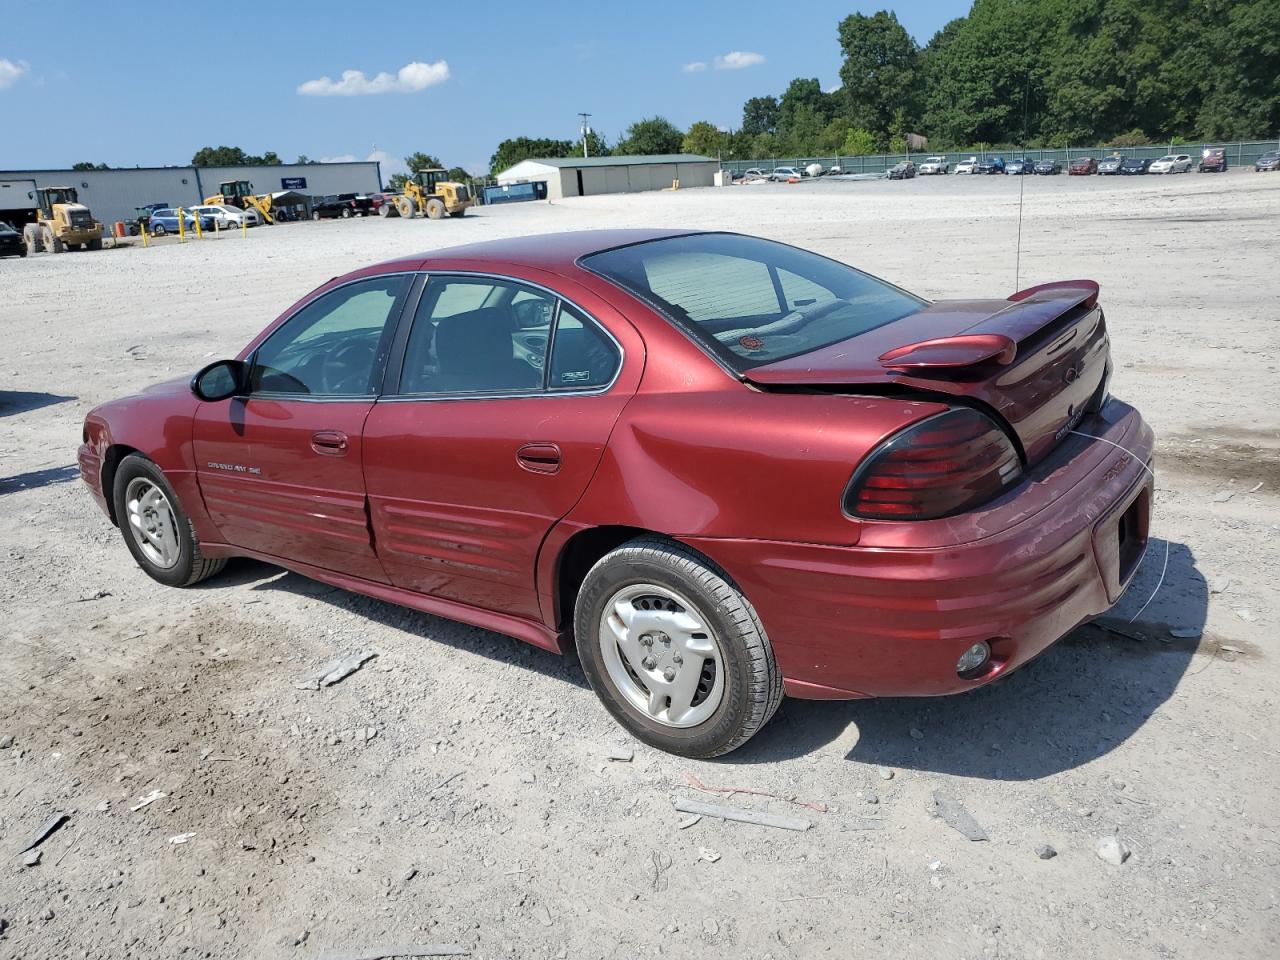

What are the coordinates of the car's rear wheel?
(574, 537, 782, 758)
(312, 210, 321, 221)
(153, 224, 166, 236)
(112, 455, 226, 588)
(341, 207, 351, 218)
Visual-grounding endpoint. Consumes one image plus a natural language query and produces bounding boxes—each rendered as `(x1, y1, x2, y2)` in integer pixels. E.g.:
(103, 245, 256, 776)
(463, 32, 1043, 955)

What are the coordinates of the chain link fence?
(721, 140, 1280, 177)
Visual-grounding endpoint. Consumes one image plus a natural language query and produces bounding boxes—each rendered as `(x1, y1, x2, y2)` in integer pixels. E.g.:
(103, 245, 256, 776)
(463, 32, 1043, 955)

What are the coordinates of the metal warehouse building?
(0, 161, 382, 228)
(495, 154, 719, 200)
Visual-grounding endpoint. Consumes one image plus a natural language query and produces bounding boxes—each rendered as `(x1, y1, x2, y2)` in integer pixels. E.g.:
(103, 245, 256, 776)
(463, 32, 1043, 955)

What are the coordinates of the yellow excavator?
(384, 169, 474, 219)
(203, 180, 274, 223)
(23, 186, 104, 253)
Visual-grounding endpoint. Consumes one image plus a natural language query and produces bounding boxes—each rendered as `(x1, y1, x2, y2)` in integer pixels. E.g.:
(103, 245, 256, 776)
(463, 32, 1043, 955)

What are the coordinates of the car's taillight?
(844, 409, 1023, 520)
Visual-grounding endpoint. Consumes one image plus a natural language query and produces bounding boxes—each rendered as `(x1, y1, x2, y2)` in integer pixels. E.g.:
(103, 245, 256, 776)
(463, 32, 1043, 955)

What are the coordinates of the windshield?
(582, 233, 925, 372)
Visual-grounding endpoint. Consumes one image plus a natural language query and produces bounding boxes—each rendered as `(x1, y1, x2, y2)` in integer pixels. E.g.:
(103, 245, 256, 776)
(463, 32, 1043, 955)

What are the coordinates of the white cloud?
(298, 60, 449, 96)
(714, 51, 765, 70)
(0, 58, 29, 89)
(682, 61, 707, 73)
(318, 149, 408, 178)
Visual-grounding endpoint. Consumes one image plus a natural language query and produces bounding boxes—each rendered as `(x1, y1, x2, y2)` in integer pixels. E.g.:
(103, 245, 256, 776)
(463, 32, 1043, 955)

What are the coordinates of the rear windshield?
(581, 233, 924, 371)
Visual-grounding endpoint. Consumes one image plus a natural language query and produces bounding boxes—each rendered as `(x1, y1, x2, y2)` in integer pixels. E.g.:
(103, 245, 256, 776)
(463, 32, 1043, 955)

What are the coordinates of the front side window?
(250, 275, 410, 396)
(583, 232, 925, 371)
(399, 277, 552, 395)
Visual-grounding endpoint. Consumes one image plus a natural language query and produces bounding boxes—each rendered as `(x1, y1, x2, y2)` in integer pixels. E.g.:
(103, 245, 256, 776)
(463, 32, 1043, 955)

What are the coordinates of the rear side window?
(582, 233, 924, 372)
(396, 276, 619, 396)
(398, 277, 551, 395)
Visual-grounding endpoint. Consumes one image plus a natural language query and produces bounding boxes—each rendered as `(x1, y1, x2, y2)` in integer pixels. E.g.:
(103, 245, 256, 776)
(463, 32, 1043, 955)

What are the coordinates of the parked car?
(0, 220, 26, 258)
(1199, 148, 1228, 172)
(311, 195, 364, 219)
(1069, 157, 1098, 175)
(918, 156, 950, 175)
(740, 168, 766, 180)
(1097, 156, 1124, 175)
(1033, 159, 1062, 175)
(1148, 154, 1192, 174)
(78, 229, 1152, 758)
(336, 193, 375, 216)
(826, 165, 843, 175)
(954, 157, 979, 174)
(769, 167, 804, 181)
(1119, 157, 1151, 175)
(1005, 158, 1032, 175)
(147, 208, 215, 236)
(1255, 150, 1280, 172)
(189, 204, 260, 229)
(887, 160, 916, 180)
(976, 157, 1006, 174)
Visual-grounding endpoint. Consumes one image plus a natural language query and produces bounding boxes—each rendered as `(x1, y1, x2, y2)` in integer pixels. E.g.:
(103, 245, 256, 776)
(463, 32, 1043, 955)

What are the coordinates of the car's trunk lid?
(743, 280, 1110, 465)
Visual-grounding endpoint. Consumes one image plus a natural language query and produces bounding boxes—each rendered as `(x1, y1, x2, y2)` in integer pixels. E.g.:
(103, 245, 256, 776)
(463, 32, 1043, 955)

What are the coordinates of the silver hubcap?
(125, 477, 180, 569)
(600, 584, 724, 728)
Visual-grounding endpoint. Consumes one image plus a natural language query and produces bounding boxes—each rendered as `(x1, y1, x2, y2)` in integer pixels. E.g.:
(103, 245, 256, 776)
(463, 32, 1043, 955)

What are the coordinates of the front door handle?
(517, 442, 562, 475)
(311, 430, 349, 456)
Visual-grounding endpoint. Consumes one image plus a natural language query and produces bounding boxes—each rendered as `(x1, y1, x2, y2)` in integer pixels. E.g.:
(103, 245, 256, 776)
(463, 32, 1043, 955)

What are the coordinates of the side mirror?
(191, 359, 247, 402)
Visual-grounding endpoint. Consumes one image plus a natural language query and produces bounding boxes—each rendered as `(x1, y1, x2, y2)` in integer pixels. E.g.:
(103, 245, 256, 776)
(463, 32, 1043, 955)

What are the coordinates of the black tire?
(312, 210, 321, 221)
(574, 536, 783, 758)
(112, 454, 226, 588)
(153, 224, 166, 236)
(88, 238, 103, 251)
(449, 210, 466, 218)
(341, 207, 352, 218)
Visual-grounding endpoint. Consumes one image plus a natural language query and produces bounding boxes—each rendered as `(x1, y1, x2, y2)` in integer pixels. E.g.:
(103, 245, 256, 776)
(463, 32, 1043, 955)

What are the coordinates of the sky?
(0, 0, 971, 177)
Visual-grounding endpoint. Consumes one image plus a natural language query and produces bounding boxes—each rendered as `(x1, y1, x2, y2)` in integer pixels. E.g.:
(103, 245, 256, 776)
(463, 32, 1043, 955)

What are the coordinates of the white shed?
(496, 154, 719, 200)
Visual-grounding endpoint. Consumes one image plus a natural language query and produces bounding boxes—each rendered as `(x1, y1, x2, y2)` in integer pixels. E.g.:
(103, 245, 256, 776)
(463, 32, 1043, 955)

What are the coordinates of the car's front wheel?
(574, 537, 782, 758)
(112, 455, 225, 588)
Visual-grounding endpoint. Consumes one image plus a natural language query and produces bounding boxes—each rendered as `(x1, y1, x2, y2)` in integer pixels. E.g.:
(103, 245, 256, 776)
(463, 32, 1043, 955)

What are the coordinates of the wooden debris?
(673, 797, 812, 832)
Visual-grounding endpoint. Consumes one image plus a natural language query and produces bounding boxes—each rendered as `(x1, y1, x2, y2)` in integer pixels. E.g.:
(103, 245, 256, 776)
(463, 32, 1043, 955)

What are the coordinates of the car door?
(192, 272, 414, 582)
(362, 272, 633, 621)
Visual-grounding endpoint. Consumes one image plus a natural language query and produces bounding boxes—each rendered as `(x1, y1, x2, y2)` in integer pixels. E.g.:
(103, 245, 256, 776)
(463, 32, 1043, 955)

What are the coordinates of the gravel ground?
(1, 170, 1278, 960)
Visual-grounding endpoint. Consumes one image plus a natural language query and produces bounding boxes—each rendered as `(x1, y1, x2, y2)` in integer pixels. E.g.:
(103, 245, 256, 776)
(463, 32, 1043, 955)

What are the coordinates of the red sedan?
(79, 230, 1153, 757)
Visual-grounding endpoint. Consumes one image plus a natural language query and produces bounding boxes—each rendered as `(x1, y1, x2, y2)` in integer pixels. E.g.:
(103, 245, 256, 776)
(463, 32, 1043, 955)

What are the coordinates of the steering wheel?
(323, 343, 375, 394)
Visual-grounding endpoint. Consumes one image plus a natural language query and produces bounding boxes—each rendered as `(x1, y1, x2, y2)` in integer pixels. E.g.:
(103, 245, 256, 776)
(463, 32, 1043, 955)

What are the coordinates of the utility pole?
(578, 113, 592, 158)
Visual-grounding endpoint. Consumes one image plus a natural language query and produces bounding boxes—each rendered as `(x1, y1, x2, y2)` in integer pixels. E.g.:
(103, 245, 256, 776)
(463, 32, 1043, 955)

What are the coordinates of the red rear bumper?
(685, 399, 1154, 699)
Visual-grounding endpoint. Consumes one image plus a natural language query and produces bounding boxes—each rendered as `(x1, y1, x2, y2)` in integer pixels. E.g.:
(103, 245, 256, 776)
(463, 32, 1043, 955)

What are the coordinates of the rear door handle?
(311, 430, 349, 456)
(517, 442, 562, 475)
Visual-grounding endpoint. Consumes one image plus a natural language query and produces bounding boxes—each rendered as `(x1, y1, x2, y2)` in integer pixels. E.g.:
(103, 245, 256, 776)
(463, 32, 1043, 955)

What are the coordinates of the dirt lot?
(2, 171, 1278, 960)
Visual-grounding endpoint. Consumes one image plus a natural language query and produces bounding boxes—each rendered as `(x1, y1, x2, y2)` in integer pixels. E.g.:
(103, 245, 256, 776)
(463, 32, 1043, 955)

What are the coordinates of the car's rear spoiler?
(878, 280, 1099, 372)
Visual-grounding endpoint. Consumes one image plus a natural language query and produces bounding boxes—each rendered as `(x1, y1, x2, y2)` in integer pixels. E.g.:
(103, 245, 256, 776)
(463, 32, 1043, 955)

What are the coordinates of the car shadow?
(0, 464, 80, 496)
(206, 559, 589, 690)
(0, 391, 75, 418)
(721, 538, 1208, 778)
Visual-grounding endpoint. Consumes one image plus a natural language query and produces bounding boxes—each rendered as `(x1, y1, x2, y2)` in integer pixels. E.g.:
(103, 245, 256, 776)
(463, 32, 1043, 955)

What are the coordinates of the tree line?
(488, 0, 1278, 169)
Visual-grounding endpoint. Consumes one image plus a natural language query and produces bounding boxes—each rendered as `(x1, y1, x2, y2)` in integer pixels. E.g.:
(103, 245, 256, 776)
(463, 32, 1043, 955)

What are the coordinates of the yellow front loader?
(23, 186, 104, 253)
(204, 180, 274, 223)
(387, 169, 475, 219)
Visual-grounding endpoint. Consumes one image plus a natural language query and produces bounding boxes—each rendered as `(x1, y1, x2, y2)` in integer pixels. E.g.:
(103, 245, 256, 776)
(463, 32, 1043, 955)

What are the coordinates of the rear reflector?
(845, 409, 1022, 520)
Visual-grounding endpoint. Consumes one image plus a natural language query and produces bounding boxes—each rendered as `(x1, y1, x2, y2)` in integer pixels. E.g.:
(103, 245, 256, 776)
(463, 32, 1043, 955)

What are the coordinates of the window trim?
(245, 271, 416, 402)
(378, 270, 624, 403)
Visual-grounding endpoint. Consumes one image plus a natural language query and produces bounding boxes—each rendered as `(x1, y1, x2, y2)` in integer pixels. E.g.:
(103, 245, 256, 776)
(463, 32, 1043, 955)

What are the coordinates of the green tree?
(446, 166, 472, 183)
(295, 155, 313, 164)
(404, 151, 444, 173)
(682, 121, 728, 157)
(191, 146, 282, 166)
(488, 137, 577, 174)
(838, 10, 920, 138)
(840, 128, 878, 155)
(71, 161, 109, 171)
(614, 116, 684, 155)
(741, 96, 780, 136)
(388, 172, 409, 191)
